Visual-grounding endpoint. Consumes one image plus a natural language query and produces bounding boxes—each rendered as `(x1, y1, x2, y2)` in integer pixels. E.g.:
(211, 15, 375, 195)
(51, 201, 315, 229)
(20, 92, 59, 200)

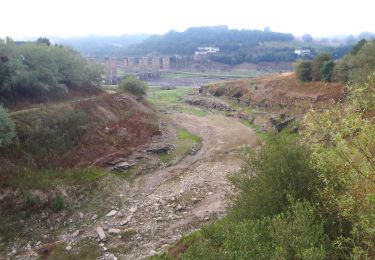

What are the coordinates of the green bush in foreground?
(119, 75, 147, 96)
(230, 135, 322, 220)
(0, 105, 15, 147)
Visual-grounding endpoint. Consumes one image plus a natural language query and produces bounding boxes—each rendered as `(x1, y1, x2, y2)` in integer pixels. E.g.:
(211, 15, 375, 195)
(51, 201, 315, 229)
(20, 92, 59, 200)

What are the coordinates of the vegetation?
(159, 128, 202, 165)
(294, 60, 312, 82)
(335, 39, 375, 83)
(0, 105, 15, 147)
(0, 38, 103, 105)
(119, 75, 147, 96)
(295, 53, 335, 82)
(156, 74, 375, 259)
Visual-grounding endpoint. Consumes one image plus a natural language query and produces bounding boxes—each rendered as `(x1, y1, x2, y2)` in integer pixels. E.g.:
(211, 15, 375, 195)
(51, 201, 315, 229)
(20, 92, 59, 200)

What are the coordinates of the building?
(295, 49, 311, 56)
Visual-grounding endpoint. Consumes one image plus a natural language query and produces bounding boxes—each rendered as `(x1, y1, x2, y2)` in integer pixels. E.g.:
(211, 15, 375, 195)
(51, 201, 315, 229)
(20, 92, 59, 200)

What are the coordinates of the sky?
(1, 0, 374, 39)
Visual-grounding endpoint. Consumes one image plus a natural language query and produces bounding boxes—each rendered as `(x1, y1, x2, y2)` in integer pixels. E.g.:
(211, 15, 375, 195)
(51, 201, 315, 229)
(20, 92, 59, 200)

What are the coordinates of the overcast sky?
(1, 0, 373, 39)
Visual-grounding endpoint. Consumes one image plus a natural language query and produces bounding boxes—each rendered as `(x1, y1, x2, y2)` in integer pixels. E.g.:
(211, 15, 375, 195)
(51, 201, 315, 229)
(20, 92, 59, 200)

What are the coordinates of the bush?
(0, 105, 15, 147)
(320, 60, 335, 82)
(230, 135, 322, 220)
(311, 53, 331, 81)
(180, 202, 326, 260)
(119, 75, 147, 96)
(295, 60, 312, 81)
(51, 195, 65, 212)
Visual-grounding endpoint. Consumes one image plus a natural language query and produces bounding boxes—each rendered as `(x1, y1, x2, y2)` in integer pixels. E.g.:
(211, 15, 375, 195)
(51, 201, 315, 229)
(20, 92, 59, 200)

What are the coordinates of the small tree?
(295, 60, 312, 82)
(302, 34, 313, 43)
(311, 53, 331, 81)
(119, 75, 147, 96)
(36, 37, 51, 46)
(0, 105, 15, 147)
(320, 60, 335, 82)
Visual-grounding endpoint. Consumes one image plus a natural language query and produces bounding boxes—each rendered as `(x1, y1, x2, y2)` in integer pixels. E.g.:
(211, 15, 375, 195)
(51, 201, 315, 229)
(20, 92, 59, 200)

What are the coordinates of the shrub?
(320, 60, 335, 82)
(180, 202, 326, 260)
(311, 53, 331, 81)
(0, 105, 15, 147)
(51, 195, 65, 212)
(21, 191, 40, 208)
(119, 75, 147, 96)
(230, 135, 322, 220)
(295, 60, 312, 81)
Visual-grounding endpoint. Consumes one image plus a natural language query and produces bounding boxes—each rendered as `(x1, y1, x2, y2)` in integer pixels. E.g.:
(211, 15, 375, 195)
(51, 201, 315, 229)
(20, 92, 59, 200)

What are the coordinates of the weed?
(21, 191, 40, 208)
(51, 196, 65, 212)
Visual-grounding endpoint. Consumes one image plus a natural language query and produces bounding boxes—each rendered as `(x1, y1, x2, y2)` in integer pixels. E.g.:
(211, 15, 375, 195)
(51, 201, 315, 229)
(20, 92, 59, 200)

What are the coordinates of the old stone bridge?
(86, 56, 172, 84)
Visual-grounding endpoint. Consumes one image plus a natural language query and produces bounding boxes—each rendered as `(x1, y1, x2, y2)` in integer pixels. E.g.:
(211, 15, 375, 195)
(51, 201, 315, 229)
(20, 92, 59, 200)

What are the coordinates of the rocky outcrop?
(184, 96, 234, 111)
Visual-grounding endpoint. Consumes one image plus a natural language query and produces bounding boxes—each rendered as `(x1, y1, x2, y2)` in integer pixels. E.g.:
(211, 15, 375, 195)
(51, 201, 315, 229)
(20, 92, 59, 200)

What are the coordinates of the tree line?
(0, 38, 103, 105)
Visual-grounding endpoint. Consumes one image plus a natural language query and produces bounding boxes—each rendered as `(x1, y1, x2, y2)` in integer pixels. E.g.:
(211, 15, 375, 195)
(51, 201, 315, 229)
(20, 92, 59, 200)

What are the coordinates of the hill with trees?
(0, 38, 103, 106)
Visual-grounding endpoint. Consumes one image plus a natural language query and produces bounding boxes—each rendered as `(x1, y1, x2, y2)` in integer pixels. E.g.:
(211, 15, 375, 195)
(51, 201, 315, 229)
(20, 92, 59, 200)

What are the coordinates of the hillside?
(202, 73, 343, 113)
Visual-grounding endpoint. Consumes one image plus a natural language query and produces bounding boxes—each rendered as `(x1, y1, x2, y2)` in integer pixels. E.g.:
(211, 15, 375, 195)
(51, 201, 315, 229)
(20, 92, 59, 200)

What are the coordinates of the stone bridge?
(86, 56, 172, 84)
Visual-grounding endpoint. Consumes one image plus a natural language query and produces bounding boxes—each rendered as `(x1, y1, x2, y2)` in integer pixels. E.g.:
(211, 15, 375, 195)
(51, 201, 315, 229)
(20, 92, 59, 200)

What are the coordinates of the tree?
(302, 34, 313, 43)
(320, 60, 335, 82)
(295, 60, 312, 81)
(351, 39, 367, 55)
(119, 75, 147, 96)
(0, 105, 15, 147)
(311, 53, 331, 81)
(36, 37, 51, 46)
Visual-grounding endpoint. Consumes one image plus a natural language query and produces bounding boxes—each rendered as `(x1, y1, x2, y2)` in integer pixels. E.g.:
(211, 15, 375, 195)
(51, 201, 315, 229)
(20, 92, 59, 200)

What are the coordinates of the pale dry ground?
(107, 113, 258, 259)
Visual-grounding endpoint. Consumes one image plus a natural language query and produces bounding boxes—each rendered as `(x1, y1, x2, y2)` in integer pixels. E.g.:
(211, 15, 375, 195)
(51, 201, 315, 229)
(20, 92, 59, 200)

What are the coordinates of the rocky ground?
(76, 113, 257, 259)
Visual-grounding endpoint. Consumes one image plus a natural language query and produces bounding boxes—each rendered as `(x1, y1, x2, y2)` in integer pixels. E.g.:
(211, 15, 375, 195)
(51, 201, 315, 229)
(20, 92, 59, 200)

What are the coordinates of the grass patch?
(178, 106, 208, 117)
(6, 167, 105, 190)
(159, 128, 202, 165)
(48, 238, 101, 260)
(147, 87, 193, 107)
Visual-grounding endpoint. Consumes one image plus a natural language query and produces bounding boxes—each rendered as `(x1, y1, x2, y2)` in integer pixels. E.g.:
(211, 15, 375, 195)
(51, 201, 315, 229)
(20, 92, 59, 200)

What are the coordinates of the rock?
(275, 116, 295, 132)
(65, 245, 72, 251)
(78, 212, 84, 218)
(106, 158, 127, 166)
(175, 205, 183, 211)
(108, 228, 121, 235)
(96, 227, 107, 241)
(129, 206, 137, 213)
(149, 250, 157, 256)
(104, 253, 118, 260)
(71, 230, 80, 238)
(91, 214, 98, 220)
(111, 161, 131, 171)
(204, 215, 210, 221)
(35, 241, 42, 247)
(106, 210, 118, 217)
(146, 144, 175, 154)
(104, 127, 111, 134)
(184, 96, 234, 111)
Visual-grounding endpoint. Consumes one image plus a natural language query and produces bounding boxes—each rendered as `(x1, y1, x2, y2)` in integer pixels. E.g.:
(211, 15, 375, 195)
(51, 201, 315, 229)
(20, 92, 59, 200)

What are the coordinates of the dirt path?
(100, 113, 258, 259)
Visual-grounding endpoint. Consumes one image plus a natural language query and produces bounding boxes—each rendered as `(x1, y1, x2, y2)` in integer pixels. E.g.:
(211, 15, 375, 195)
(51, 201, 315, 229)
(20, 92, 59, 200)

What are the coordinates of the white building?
(295, 49, 311, 56)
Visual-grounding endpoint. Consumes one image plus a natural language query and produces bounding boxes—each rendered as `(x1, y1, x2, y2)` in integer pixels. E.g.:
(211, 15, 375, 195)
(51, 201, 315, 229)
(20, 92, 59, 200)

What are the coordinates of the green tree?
(0, 105, 15, 147)
(295, 60, 312, 82)
(119, 75, 147, 96)
(302, 34, 313, 43)
(311, 53, 331, 81)
(320, 60, 335, 82)
(36, 37, 51, 46)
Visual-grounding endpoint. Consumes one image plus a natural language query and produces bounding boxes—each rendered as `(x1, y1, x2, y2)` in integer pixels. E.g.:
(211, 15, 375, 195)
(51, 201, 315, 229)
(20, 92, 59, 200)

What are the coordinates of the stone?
(65, 245, 72, 251)
(175, 205, 183, 211)
(104, 253, 118, 260)
(35, 241, 41, 247)
(71, 230, 80, 238)
(129, 206, 137, 213)
(91, 214, 98, 220)
(106, 210, 118, 217)
(111, 161, 132, 171)
(104, 127, 111, 134)
(79, 212, 84, 218)
(96, 227, 107, 241)
(146, 144, 175, 154)
(108, 228, 121, 235)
